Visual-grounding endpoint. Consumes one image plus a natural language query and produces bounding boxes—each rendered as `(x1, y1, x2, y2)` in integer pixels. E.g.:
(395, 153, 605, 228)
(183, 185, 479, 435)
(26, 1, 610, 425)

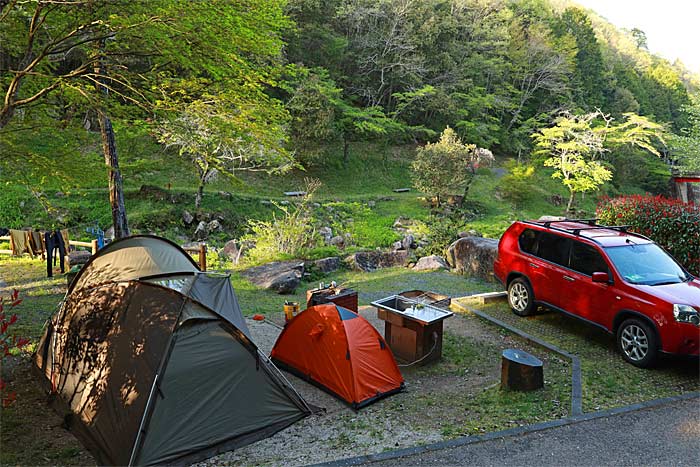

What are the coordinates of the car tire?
(617, 318, 658, 368)
(508, 277, 535, 317)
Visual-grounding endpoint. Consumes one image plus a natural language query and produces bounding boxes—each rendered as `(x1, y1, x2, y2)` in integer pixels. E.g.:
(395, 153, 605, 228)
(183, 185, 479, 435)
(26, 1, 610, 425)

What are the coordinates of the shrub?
(242, 179, 321, 264)
(1, 290, 30, 408)
(597, 195, 700, 275)
(498, 161, 535, 208)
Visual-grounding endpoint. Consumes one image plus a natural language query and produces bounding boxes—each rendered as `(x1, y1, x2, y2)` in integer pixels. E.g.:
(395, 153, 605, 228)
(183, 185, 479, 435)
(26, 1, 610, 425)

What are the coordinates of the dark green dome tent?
(34, 235, 313, 466)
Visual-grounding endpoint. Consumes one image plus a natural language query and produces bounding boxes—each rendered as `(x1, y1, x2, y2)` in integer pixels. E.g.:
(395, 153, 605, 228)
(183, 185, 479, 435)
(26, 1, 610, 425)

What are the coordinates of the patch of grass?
(473, 301, 699, 411)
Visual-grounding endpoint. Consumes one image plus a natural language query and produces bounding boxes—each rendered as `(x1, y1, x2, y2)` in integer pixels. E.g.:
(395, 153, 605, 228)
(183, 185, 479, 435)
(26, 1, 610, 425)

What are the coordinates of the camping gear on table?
(306, 284, 358, 312)
(271, 303, 404, 409)
(34, 235, 313, 466)
(372, 292, 454, 365)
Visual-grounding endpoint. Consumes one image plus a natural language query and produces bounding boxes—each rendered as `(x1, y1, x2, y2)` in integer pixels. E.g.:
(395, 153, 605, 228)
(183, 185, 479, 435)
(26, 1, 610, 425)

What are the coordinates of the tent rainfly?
(271, 303, 405, 409)
(33, 235, 313, 466)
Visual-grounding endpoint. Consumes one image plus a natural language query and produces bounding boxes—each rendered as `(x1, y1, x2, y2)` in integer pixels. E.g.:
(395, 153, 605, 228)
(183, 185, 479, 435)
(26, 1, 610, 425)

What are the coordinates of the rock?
(446, 236, 499, 281)
(261, 200, 273, 205)
(311, 256, 341, 274)
(218, 191, 232, 199)
(391, 241, 403, 251)
(207, 219, 222, 232)
(67, 250, 91, 268)
(311, 202, 321, 208)
(329, 235, 345, 248)
(182, 210, 194, 225)
(367, 200, 376, 207)
(138, 184, 169, 201)
(220, 240, 242, 264)
(319, 227, 333, 244)
(193, 221, 208, 241)
(458, 229, 482, 238)
(344, 250, 409, 272)
(55, 191, 65, 198)
(413, 255, 449, 271)
(240, 260, 305, 294)
(401, 234, 415, 250)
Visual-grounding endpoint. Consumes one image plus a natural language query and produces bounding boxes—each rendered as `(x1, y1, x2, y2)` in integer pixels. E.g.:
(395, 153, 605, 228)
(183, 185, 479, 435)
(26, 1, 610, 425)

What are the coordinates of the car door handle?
(563, 275, 575, 282)
(529, 263, 540, 269)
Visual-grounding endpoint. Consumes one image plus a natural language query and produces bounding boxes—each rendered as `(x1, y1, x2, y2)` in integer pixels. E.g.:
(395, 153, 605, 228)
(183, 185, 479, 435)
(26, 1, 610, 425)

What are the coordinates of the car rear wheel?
(617, 318, 658, 368)
(508, 278, 535, 317)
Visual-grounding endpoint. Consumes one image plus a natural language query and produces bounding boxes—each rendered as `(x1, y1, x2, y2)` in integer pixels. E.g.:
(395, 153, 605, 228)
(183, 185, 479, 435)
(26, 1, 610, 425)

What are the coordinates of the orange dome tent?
(271, 304, 404, 409)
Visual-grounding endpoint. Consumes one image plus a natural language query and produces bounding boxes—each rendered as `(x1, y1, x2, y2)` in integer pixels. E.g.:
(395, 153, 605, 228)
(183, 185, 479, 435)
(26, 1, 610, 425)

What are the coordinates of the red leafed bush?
(597, 195, 700, 275)
(0, 289, 29, 407)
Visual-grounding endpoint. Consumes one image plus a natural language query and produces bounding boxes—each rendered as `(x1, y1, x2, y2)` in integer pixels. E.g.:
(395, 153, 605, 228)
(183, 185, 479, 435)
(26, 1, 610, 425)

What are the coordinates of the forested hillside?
(1, 0, 698, 241)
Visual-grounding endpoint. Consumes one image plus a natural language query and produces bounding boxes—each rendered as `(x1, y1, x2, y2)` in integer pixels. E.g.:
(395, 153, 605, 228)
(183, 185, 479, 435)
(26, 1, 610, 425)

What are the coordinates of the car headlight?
(673, 304, 700, 326)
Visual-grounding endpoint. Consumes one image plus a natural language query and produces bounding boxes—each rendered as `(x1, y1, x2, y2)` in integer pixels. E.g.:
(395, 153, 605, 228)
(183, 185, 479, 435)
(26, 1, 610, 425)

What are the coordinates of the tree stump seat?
(500, 348, 544, 391)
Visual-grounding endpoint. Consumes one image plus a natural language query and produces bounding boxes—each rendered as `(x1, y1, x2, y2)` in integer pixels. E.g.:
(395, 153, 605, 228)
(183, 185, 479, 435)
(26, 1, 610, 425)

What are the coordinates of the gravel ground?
(197, 305, 558, 467)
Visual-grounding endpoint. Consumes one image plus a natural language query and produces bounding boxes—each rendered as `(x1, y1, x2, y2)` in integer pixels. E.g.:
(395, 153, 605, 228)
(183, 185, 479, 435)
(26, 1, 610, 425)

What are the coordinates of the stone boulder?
(67, 250, 91, 268)
(446, 236, 498, 281)
(182, 210, 194, 225)
(319, 227, 333, 245)
(413, 255, 449, 271)
(207, 219, 222, 232)
(220, 240, 242, 264)
(329, 235, 345, 248)
(193, 221, 208, 241)
(401, 234, 416, 250)
(344, 250, 408, 272)
(310, 256, 341, 274)
(240, 260, 305, 294)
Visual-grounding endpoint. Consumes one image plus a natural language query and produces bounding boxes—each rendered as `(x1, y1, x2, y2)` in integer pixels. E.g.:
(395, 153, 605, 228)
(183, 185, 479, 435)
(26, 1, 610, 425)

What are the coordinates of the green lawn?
(462, 299, 699, 412)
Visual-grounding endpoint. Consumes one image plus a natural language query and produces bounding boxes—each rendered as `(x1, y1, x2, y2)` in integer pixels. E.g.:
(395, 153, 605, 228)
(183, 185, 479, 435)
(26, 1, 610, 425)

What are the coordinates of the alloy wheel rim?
(510, 283, 528, 312)
(620, 324, 649, 361)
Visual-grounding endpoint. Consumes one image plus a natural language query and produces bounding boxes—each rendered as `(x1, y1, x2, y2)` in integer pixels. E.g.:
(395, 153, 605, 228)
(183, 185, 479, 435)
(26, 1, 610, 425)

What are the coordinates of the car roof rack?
(522, 218, 651, 242)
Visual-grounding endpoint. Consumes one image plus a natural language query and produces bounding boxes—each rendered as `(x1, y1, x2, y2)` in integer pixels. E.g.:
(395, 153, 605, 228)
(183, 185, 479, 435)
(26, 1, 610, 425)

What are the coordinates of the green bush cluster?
(597, 195, 700, 275)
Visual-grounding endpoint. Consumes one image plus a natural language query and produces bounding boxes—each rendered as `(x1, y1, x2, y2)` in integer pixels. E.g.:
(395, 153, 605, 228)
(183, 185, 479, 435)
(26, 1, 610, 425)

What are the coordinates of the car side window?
(518, 229, 539, 254)
(536, 232, 571, 267)
(570, 241, 609, 276)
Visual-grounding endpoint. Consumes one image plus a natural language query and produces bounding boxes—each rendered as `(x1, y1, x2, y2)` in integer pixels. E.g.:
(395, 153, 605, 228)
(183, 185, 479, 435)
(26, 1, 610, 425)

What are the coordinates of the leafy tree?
(157, 96, 295, 209)
(1, 0, 292, 235)
(669, 94, 700, 174)
(532, 111, 666, 212)
(411, 127, 492, 207)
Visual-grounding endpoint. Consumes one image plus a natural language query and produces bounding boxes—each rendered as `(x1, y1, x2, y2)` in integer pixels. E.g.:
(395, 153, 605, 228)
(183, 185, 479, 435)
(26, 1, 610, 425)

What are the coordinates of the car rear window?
(536, 232, 571, 267)
(518, 229, 539, 254)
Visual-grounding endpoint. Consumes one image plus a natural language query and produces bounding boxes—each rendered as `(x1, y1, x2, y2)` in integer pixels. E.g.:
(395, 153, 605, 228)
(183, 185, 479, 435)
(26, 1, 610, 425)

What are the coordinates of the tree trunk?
(195, 182, 204, 209)
(98, 111, 130, 238)
(343, 135, 350, 167)
(566, 190, 575, 214)
(95, 39, 129, 238)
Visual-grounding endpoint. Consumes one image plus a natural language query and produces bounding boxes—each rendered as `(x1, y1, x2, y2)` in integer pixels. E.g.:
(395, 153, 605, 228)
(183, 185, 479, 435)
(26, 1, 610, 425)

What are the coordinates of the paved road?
(371, 397, 700, 467)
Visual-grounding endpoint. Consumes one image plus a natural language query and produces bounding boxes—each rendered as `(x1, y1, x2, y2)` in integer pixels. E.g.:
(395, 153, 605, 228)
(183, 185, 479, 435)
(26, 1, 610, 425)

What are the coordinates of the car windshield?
(605, 243, 691, 286)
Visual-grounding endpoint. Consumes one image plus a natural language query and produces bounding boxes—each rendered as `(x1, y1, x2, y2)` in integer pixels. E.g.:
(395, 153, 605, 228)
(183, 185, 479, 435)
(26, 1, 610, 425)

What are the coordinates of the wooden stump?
(501, 348, 543, 391)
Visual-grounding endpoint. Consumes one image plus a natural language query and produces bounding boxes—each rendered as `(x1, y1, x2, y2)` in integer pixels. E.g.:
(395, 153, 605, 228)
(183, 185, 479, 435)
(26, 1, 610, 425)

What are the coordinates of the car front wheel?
(617, 318, 658, 368)
(508, 277, 535, 317)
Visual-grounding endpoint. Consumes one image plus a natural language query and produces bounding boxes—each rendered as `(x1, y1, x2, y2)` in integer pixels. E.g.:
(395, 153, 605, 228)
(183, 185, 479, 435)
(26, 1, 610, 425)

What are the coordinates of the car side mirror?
(592, 272, 610, 284)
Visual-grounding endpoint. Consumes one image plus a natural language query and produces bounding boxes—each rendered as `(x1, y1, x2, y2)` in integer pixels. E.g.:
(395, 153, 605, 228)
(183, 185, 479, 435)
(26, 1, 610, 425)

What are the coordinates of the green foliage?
(411, 127, 493, 206)
(242, 180, 321, 264)
(669, 94, 700, 174)
(533, 110, 666, 211)
(597, 195, 700, 275)
(498, 161, 536, 208)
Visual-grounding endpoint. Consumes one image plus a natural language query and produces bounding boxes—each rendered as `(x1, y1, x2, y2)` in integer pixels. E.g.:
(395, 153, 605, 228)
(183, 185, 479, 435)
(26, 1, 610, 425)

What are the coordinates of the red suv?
(494, 218, 700, 367)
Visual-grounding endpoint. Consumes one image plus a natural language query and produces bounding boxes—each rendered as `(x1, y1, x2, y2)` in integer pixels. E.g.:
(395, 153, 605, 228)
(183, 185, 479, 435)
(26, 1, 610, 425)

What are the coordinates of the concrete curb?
(313, 392, 700, 467)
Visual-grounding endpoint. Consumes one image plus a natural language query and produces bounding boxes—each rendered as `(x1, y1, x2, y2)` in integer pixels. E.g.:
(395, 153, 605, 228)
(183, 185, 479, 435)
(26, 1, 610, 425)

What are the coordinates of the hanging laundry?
(45, 230, 66, 278)
(60, 229, 70, 253)
(9, 229, 33, 258)
(29, 231, 45, 258)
